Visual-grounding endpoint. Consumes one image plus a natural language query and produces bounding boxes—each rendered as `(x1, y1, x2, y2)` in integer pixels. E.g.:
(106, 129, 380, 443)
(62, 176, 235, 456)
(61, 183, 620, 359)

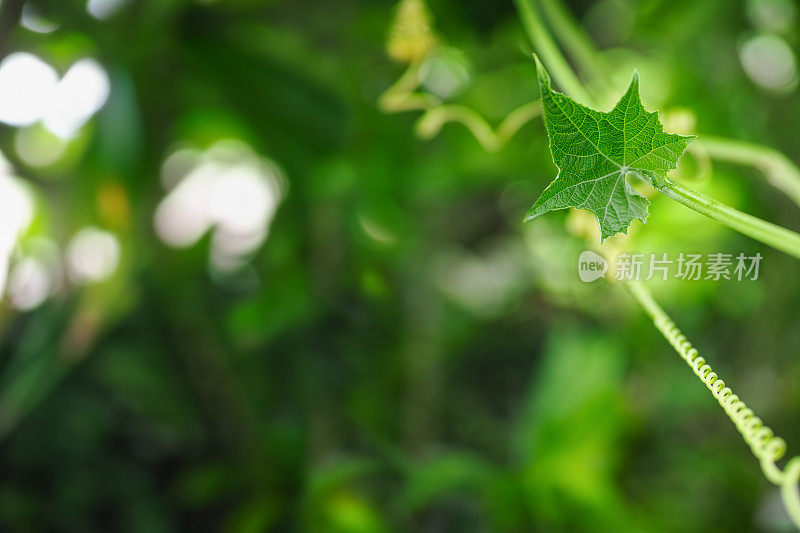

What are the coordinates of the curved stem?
(416, 105, 500, 150)
(699, 136, 800, 208)
(415, 101, 542, 152)
(497, 101, 543, 141)
(378, 61, 442, 113)
(378, 57, 542, 152)
(685, 141, 713, 183)
(514, 0, 594, 105)
(624, 280, 800, 528)
(661, 178, 800, 260)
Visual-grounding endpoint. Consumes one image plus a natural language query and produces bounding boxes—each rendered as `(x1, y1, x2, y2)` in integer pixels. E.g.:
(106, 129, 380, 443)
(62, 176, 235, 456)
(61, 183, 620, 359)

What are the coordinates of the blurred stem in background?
(698, 136, 800, 208)
(414, 102, 542, 153)
(0, 288, 130, 441)
(536, 0, 604, 85)
(0, 0, 23, 55)
(514, 0, 593, 105)
(378, 60, 542, 152)
(378, 61, 440, 113)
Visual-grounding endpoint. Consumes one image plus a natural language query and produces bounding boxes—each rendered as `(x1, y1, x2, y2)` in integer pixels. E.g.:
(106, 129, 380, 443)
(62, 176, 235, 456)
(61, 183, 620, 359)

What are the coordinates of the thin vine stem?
(378, 61, 441, 113)
(536, 0, 606, 86)
(698, 136, 800, 208)
(415, 101, 542, 152)
(661, 178, 800, 260)
(514, 0, 593, 105)
(379, 61, 543, 152)
(624, 280, 800, 528)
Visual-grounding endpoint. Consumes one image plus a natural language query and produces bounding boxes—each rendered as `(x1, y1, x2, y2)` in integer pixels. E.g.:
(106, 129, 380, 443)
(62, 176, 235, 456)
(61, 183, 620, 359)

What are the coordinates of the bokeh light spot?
(66, 227, 121, 284)
(740, 34, 798, 93)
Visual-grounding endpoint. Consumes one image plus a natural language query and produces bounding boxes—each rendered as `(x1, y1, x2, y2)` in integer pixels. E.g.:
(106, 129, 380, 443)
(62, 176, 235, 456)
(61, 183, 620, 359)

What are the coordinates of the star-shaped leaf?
(526, 56, 693, 240)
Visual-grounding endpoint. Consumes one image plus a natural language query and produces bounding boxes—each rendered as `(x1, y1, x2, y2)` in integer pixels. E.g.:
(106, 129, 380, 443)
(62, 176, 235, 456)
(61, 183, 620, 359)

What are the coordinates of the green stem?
(699, 135, 800, 208)
(624, 280, 800, 529)
(514, 0, 594, 105)
(416, 105, 500, 150)
(415, 101, 542, 152)
(661, 178, 800, 260)
(378, 52, 543, 152)
(537, 0, 605, 84)
(378, 61, 442, 113)
(497, 101, 544, 141)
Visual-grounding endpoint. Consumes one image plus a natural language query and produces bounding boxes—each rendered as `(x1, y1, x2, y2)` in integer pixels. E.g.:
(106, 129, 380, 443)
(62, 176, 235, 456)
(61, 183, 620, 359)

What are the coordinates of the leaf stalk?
(661, 178, 800, 260)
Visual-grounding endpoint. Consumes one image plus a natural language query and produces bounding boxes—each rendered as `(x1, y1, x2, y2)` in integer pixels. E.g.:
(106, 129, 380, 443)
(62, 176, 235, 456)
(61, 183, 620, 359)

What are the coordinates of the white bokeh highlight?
(0, 53, 58, 127)
(740, 34, 798, 93)
(66, 227, 121, 284)
(45, 59, 111, 138)
(20, 4, 59, 34)
(87, 0, 130, 19)
(154, 140, 286, 271)
(7, 238, 62, 311)
(0, 173, 36, 299)
(8, 257, 52, 310)
(0, 52, 110, 139)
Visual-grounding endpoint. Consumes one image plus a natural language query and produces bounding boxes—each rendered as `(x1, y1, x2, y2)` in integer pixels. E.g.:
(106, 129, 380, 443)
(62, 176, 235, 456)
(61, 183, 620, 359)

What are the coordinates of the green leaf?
(526, 56, 694, 240)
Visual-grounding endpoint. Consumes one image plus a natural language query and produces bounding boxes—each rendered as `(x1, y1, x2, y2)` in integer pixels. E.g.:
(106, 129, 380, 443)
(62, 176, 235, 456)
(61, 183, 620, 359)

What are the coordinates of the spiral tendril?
(625, 280, 800, 528)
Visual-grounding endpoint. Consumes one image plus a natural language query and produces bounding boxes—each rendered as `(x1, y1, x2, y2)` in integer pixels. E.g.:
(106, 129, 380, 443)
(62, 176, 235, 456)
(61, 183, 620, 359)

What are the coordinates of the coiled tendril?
(625, 281, 800, 528)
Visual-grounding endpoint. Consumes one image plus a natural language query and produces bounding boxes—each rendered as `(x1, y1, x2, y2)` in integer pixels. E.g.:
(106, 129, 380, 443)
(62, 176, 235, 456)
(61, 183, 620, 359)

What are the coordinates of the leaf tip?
(675, 133, 696, 151)
(532, 54, 550, 88)
(627, 70, 640, 95)
(522, 209, 540, 224)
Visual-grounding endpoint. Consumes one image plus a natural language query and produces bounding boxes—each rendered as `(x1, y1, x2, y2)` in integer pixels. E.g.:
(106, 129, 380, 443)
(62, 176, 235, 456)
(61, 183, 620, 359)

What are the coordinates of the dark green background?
(0, 0, 798, 531)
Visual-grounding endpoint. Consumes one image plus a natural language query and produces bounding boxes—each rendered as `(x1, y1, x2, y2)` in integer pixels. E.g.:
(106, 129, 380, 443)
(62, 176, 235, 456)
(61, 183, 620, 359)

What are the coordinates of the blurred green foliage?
(0, 0, 798, 531)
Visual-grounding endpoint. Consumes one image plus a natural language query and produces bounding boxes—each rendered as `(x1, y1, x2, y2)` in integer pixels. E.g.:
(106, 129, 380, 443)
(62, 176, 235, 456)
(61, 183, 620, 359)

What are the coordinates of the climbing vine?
(381, 0, 800, 527)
